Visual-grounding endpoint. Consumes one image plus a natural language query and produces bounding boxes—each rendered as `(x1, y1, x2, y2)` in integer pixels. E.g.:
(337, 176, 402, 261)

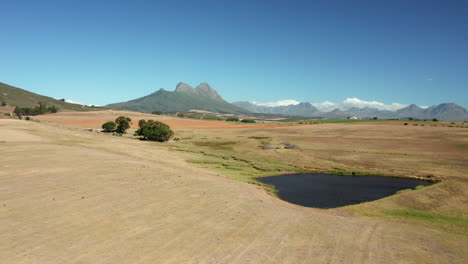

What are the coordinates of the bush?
(226, 117, 239, 122)
(135, 120, 174, 142)
(404, 123, 408, 125)
(25, 116, 31, 120)
(115, 116, 132, 134)
(13, 102, 59, 118)
(152, 110, 162, 115)
(138, 119, 147, 128)
(241, 119, 256, 123)
(1, 101, 6, 106)
(102, 121, 116, 132)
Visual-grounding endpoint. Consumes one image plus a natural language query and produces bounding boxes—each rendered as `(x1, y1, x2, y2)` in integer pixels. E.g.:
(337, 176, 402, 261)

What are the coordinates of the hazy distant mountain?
(107, 82, 249, 114)
(232, 101, 319, 117)
(422, 103, 468, 121)
(344, 107, 395, 119)
(395, 104, 425, 119)
(320, 108, 347, 119)
(234, 99, 468, 121)
(0, 82, 86, 111)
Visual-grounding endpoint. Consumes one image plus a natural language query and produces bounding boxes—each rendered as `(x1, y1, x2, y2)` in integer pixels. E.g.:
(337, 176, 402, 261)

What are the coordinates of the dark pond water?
(257, 173, 432, 208)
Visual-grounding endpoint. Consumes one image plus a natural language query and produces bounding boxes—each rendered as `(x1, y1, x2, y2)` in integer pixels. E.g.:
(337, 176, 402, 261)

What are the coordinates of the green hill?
(0, 82, 88, 111)
(106, 82, 250, 114)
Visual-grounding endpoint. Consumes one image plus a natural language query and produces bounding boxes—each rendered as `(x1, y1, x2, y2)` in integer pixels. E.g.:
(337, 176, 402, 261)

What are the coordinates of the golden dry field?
(1, 111, 467, 263)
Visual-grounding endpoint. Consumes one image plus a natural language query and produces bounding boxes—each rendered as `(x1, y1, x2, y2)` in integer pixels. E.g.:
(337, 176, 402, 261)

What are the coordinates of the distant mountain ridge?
(234, 101, 319, 116)
(233, 101, 468, 121)
(107, 82, 249, 114)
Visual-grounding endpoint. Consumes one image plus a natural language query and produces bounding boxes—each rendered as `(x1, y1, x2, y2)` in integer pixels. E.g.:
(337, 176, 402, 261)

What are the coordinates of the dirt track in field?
(1, 117, 467, 263)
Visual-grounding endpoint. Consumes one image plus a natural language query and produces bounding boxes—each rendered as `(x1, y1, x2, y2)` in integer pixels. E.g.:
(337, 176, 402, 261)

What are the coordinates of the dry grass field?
(33, 110, 292, 130)
(1, 111, 467, 263)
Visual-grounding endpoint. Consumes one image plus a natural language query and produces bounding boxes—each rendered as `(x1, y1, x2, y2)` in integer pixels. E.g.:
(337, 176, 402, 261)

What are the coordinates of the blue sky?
(0, 0, 467, 108)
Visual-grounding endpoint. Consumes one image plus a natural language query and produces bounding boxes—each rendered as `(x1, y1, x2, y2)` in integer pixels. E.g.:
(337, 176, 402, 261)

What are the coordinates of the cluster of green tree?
(406, 117, 439, 122)
(101, 116, 132, 134)
(135, 119, 174, 142)
(226, 117, 239, 122)
(13, 102, 59, 118)
(240, 119, 256, 123)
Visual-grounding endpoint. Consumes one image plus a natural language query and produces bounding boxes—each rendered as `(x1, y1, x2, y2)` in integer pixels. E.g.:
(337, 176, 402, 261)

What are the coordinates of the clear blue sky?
(1, 0, 467, 107)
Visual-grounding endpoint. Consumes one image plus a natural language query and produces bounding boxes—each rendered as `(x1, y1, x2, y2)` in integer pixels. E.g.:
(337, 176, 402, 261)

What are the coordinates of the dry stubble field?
(1, 111, 467, 263)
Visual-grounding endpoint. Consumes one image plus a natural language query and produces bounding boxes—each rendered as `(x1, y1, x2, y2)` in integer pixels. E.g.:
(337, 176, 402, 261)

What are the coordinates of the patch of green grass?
(304, 119, 391, 124)
(193, 141, 237, 151)
(323, 168, 370, 176)
(249, 136, 271, 140)
(385, 209, 468, 230)
(211, 145, 233, 151)
(186, 159, 223, 165)
(455, 143, 468, 149)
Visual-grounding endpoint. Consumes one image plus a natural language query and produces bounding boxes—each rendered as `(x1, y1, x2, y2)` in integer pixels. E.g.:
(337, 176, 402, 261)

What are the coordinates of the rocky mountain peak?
(175, 82, 195, 93)
(195, 82, 224, 101)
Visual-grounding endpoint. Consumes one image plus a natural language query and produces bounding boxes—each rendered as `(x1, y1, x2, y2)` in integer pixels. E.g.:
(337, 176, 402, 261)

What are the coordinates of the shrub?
(13, 102, 59, 117)
(115, 116, 132, 134)
(138, 119, 147, 128)
(432, 118, 438, 122)
(152, 110, 162, 115)
(1, 101, 6, 106)
(25, 116, 31, 120)
(135, 120, 174, 142)
(241, 119, 256, 123)
(48, 105, 59, 113)
(226, 117, 239, 122)
(102, 121, 116, 132)
(404, 123, 408, 125)
(372, 117, 378, 120)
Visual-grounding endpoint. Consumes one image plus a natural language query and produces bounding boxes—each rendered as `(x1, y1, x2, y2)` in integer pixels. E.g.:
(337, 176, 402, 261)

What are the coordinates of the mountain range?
(233, 101, 468, 121)
(106, 82, 249, 114)
(1, 81, 467, 121)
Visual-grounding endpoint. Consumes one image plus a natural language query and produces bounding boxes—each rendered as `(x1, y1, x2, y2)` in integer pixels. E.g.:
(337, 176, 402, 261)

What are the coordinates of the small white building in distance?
(347, 116, 359, 120)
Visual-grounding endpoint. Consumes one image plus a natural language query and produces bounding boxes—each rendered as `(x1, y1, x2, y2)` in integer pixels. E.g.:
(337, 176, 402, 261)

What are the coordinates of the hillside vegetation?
(0, 82, 89, 111)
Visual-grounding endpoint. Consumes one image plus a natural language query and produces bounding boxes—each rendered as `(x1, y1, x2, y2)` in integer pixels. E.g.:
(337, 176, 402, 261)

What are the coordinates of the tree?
(115, 116, 132, 134)
(135, 120, 174, 142)
(13, 106, 23, 119)
(226, 117, 239, 122)
(432, 118, 438, 122)
(241, 119, 256, 123)
(152, 110, 162, 115)
(102, 121, 116, 132)
(372, 117, 378, 120)
(36, 102, 48, 115)
(1, 101, 6, 106)
(138, 119, 147, 128)
(48, 105, 59, 113)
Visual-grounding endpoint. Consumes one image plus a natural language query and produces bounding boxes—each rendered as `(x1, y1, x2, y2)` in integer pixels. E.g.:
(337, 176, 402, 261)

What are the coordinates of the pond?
(256, 173, 432, 208)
